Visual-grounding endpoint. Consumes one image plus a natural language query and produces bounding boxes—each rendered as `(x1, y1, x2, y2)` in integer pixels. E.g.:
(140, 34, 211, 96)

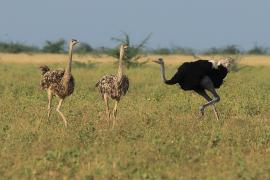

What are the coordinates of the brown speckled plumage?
(96, 74, 129, 101)
(39, 39, 79, 127)
(40, 69, 75, 99)
(96, 44, 129, 127)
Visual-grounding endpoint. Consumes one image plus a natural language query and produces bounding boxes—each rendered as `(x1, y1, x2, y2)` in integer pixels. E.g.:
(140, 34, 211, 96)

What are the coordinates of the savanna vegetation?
(0, 33, 269, 56)
(0, 31, 269, 179)
(0, 56, 269, 179)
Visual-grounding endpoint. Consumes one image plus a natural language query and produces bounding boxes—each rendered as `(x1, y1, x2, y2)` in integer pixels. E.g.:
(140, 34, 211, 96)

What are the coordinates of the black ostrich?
(153, 58, 231, 120)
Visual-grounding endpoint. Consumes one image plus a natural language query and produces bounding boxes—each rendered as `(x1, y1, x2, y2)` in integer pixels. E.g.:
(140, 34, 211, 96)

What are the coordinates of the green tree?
(107, 32, 152, 68)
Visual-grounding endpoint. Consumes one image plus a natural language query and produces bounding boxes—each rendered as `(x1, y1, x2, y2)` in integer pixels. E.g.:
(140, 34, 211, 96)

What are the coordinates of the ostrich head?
(69, 39, 79, 49)
(119, 44, 129, 59)
(121, 44, 129, 50)
(152, 58, 164, 65)
(120, 44, 129, 54)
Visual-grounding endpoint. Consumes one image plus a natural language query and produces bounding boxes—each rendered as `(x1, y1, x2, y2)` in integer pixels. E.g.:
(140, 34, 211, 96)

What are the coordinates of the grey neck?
(160, 63, 167, 82)
(117, 47, 124, 82)
(63, 45, 73, 87)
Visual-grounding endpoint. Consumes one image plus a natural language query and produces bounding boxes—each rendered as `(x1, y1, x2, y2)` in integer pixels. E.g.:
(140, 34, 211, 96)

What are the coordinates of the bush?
(223, 45, 241, 54)
(247, 45, 269, 55)
(228, 55, 241, 72)
(151, 48, 171, 55)
(148, 46, 195, 55)
(0, 42, 39, 53)
(76, 42, 93, 54)
(107, 32, 152, 68)
(42, 39, 65, 53)
(171, 47, 195, 55)
(203, 45, 241, 55)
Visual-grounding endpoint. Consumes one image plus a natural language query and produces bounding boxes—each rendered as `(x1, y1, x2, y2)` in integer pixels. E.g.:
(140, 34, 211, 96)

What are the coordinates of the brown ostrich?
(96, 44, 129, 127)
(39, 39, 79, 127)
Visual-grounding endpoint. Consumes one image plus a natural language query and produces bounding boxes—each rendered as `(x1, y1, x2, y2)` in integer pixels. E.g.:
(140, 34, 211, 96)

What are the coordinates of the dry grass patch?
(0, 53, 269, 66)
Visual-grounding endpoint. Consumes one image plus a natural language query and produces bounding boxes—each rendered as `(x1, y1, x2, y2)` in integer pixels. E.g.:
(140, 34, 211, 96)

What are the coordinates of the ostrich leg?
(56, 99, 67, 127)
(195, 89, 219, 120)
(212, 106, 219, 120)
(104, 94, 110, 119)
(112, 100, 119, 118)
(112, 100, 119, 128)
(199, 76, 221, 120)
(47, 90, 53, 118)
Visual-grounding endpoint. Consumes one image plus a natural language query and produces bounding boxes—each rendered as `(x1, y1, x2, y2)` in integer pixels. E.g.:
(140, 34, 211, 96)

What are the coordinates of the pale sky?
(0, 0, 269, 50)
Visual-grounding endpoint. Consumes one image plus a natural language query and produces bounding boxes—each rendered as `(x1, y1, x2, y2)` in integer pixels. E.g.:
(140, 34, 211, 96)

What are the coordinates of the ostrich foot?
(198, 106, 205, 119)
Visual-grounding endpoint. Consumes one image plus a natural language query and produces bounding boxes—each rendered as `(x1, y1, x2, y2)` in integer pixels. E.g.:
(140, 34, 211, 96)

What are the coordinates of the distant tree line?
(150, 45, 270, 55)
(0, 38, 269, 55)
(0, 39, 95, 54)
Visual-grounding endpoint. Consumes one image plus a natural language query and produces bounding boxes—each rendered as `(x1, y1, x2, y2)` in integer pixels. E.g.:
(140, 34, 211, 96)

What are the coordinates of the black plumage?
(164, 60, 228, 90)
(154, 58, 231, 120)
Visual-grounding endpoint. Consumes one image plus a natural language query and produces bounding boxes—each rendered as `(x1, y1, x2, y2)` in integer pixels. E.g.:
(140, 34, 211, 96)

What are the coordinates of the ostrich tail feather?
(39, 65, 50, 75)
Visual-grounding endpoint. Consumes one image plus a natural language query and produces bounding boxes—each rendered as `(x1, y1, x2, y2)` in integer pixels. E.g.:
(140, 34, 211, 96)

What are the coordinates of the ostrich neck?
(117, 49, 124, 82)
(160, 63, 168, 82)
(63, 45, 73, 87)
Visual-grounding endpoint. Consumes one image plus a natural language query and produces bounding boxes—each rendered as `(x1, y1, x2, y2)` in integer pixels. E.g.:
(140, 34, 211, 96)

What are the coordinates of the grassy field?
(0, 54, 270, 179)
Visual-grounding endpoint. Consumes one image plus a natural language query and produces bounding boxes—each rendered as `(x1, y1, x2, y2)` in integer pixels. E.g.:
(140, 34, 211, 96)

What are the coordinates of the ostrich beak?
(152, 60, 160, 63)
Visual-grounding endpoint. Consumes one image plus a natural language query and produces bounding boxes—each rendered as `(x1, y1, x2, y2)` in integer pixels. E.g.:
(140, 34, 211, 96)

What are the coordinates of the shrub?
(107, 32, 152, 68)
(171, 47, 195, 55)
(151, 48, 172, 55)
(203, 45, 241, 55)
(0, 42, 39, 53)
(222, 45, 241, 54)
(76, 42, 93, 54)
(247, 45, 269, 55)
(42, 39, 65, 53)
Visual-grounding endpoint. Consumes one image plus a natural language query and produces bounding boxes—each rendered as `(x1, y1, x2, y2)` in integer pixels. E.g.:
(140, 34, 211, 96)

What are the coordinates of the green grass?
(0, 63, 269, 179)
